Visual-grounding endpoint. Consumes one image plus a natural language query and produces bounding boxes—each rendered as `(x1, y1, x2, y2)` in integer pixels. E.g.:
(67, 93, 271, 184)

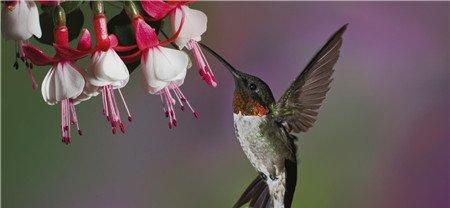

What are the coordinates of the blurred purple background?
(2, 2, 449, 208)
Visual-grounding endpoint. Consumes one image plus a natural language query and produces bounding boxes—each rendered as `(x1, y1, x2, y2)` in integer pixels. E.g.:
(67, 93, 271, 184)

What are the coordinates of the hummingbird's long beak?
(199, 43, 241, 79)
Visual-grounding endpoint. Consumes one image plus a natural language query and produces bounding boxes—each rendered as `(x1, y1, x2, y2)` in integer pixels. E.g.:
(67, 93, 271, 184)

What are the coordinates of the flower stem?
(92, 1, 104, 15)
(53, 5, 66, 26)
(123, 0, 140, 19)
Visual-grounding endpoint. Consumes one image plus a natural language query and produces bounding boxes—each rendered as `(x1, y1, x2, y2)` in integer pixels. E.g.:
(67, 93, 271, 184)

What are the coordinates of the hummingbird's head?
(228, 68, 275, 116)
(199, 43, 275, 116)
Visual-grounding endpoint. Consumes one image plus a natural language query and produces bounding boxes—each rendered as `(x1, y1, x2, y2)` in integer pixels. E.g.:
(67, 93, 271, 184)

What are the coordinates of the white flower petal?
(27, 1, 41, 38)
(83, 76, 100, 97)
(87, 52, 110, 87)
(171, 6, 207, 48)
(1, 0, 33, 40)
(41, 62, 85, 105)
(88, 75, 111, 87)
(141, 76, 165, 94)
(41, 66, 57, 105)
(152, 47, 189, 82)
(92, 49, 129, 83)
(168, 69, 187, 91)
(111, 76, 129, 89)
(91, 51, 107, 77)
(140, 50, 168, 94)
(73, 92, 91, 105)
(61, 63, 86, 99)
(171, 78, 185, 90)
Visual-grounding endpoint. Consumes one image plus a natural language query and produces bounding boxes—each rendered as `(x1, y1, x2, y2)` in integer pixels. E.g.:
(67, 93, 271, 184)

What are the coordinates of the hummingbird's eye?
(249, 83, 257, 91)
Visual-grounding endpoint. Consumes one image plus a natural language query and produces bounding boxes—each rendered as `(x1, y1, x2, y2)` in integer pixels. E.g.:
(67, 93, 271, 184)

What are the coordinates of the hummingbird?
(201, 24, 347, 208)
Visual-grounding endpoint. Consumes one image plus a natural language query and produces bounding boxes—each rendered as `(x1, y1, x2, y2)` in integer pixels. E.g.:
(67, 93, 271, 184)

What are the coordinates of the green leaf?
(61, 1, 84, 14)
(40, 5, 54, 13)
(67, 9, 85, 42)
(107, 10, 136, 46)
(35, 9, 85, 46)
(40, 1, 82, 14)
(107, 10, 139, 72)
(35, 11, 54, 45)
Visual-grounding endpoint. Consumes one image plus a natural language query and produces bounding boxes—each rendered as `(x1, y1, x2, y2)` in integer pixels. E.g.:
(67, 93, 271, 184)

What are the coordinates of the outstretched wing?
(273, 24, 347, 133)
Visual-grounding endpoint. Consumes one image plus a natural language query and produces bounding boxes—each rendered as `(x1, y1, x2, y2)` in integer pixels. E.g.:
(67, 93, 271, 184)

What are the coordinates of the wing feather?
(274, 24, 347, 133)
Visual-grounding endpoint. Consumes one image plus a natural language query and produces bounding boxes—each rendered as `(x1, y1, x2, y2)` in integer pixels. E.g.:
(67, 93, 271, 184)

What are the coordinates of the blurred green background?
(2, 2, 449, 208)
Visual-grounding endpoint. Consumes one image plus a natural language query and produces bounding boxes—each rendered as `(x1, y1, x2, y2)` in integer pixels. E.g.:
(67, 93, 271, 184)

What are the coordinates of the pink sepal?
(167, 1, 194, 8)
(77, 29, 92, 51)
(22, 44, 56, 66)
(109, 34, 118, 48)
(141, 0, 175, 20)
(120, 50, 143, 63)
(54, 44, 91, 61)
(114, 44, 137, 52)
(133, 17, 159, 50)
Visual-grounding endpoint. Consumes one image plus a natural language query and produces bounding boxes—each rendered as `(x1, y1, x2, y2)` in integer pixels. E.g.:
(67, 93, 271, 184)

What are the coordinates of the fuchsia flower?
(1, 0, 41, 41)
(85, 13, 132, 134)
(141, 0, 217, 87)
(2, 0, 42, 89)
(122, 12, 198, 129)
(22, 26, 92, 144)
(1, 0, 217, 144)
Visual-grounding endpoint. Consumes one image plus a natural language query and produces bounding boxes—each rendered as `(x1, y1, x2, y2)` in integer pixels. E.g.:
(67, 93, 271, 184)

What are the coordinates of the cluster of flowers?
(2, 0, 215, 144)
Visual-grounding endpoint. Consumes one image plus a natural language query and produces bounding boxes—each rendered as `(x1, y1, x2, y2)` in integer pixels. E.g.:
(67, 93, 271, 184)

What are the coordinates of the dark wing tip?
(338, 23, 349, 34)
(324, 24, 348, 47)
(342, 23, 349, 29)
(331, 23, 348, 42)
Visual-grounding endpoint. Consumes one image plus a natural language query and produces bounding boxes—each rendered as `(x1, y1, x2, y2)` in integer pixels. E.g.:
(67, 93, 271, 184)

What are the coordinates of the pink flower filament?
(188, 39, 217, 87)
(15, 41, 38, 90)
(60, 99, 81, 145)
(101, 85, 132, 134)
(159, 82, 199, 129)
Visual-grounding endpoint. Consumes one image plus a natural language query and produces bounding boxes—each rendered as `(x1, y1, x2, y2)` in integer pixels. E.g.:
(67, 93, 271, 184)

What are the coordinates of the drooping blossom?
(85, 9, 132, 134)
(1, 0, 41, 42)
(2, 0, 42, 89)
(141, 0, 217, 87)
(22, 25, 92, 144)
(121, 3, 198, 129)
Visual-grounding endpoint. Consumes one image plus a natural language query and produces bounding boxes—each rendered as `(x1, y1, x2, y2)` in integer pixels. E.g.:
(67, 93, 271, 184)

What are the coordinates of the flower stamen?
(26, 60, 38, 90)
(162, 87, 176, 129)
(16, 41, 38, 90)
(118, 89, 132, 122)
(160, 82, 199, 129)
(60, 99, 81, 145)
(171, 83, 199, 118)
(188, 39, 217, 87)
(13, 47, 19, 70)
(101, 85, 130, 134)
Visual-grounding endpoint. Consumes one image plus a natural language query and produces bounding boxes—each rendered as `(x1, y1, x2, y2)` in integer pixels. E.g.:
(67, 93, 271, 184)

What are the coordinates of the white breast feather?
(233, 113, 286, 208)
(233, 113, 269, 175)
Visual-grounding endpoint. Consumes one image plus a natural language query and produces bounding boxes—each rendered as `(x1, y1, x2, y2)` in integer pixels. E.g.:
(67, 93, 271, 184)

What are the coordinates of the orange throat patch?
(233, 91, 269, 116)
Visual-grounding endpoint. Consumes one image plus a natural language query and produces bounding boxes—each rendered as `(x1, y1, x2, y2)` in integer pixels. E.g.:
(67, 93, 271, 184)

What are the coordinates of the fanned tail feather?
(234, 175, 272, 208)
